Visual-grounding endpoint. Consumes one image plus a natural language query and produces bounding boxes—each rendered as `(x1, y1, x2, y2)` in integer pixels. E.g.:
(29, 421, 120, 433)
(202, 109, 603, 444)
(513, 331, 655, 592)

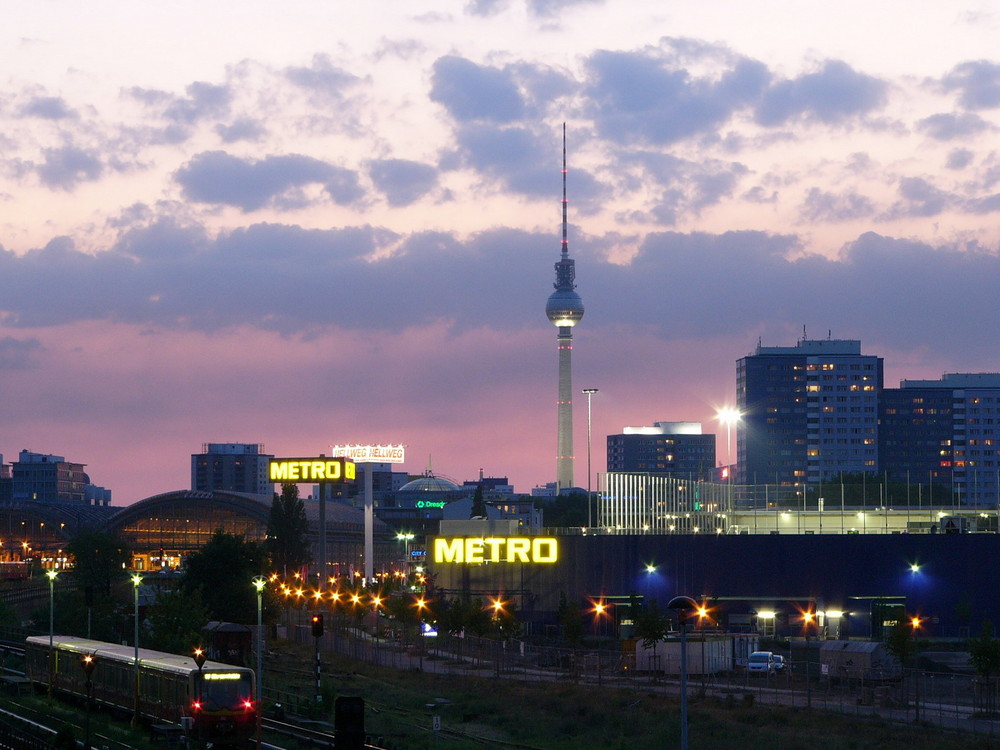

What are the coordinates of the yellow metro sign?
(269, 457, 356, 483)
(433, 537, 558, 564)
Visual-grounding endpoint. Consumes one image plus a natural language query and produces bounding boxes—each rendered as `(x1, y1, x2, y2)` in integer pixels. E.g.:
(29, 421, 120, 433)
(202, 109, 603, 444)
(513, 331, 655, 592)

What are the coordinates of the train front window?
(196, 672, 252, 710)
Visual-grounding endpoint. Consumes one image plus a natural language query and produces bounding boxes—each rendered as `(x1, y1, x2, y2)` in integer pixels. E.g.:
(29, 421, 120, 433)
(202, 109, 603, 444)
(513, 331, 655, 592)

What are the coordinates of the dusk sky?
(4, 1, 1000, 503)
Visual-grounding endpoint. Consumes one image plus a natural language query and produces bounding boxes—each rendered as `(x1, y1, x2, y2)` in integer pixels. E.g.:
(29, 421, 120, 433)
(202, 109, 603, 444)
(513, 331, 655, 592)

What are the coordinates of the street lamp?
(80, 653, 96, 749)
(46, 569, 58, 698)
(715, 407, 741, 477)
(415, 597, 428, 671)
(131, 572, 142, 727)
(252, 576, 266, 750)
(582, 388, 599, 528)
(396, 533, 415, 580)
(667, 596, 698, 750)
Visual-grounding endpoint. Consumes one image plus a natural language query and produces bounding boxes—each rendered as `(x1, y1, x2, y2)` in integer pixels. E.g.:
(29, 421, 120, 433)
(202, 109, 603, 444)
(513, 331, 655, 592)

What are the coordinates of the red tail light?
(192, 701, 202, 711)
(243, 699, 253, 710)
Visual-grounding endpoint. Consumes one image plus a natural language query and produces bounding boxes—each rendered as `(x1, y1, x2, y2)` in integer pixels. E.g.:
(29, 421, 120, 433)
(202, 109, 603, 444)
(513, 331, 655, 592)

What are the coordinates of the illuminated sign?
(433, 537, 558, 564)
(203, 673, 242, 680)
(269, 457, 356, 483)
(416, 500, 447, 509)
(331, 444, 406, 464)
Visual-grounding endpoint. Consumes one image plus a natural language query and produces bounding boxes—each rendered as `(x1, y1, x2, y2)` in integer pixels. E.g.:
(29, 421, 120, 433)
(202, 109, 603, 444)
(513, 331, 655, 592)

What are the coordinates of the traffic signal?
(335, 696, 365, 750)
(311, 613, 324, 638)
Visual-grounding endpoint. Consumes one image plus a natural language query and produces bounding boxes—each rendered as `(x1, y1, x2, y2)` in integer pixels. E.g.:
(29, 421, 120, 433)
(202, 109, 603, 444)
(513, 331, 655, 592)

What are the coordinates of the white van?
(747, 651, 775, 675)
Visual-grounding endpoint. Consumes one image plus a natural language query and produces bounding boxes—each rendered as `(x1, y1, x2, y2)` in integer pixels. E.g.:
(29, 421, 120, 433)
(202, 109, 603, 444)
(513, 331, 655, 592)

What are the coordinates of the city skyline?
(4, 3, 1000, 503)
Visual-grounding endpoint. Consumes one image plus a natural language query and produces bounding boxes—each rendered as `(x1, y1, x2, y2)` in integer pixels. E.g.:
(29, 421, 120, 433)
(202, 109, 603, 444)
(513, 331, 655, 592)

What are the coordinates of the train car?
(25, 635, 257, 747)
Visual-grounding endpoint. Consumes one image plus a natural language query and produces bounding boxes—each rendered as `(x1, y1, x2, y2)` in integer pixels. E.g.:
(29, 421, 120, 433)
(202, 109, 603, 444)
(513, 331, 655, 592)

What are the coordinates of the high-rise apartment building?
(607, 422, 716, 479)
(737, 339, 883, 486)
(191, 443, 274, 497)
(881, 373, 1000, 506)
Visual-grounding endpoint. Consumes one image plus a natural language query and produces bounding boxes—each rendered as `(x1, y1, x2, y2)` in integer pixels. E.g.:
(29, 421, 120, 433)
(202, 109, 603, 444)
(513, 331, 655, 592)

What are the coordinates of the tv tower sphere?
(546, 288, 584, 328)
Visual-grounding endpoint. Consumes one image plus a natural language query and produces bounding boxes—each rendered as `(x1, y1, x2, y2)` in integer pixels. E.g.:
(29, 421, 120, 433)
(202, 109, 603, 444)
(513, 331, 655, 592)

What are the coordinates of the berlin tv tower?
(545, 124, 584, 492)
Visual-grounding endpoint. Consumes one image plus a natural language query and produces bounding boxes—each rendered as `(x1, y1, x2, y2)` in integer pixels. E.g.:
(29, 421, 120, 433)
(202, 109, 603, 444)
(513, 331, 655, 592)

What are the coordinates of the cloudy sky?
(4, 1, 1000, 502)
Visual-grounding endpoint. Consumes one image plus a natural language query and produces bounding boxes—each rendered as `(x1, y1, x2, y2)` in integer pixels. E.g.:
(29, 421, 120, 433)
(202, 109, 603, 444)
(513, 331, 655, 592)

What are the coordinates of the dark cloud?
(174, 151, 363, 211)
(917, 112, 992, 140)
(19, 96, 75, 120)
(528, 0, 603, 16)
(618, 151, 749, 224)
(880, 177, 951, 219)
(430, 56, 526, 123)
(452, 123, 606, 207)
(941, 60, 1000, 110)
(946, 148, 974, 170)
(800, 188, 875, 223)
(755, 60, 887, 126)
(215, 118, 267, 143)
(584, 44, 770, 145)
(284, 54, 361, 100)
(465, 0, 509, 16)
(163, 82, 231, 125)
(368, 158, 439, 206)
(0, 336, 43, 369)
(4, 215, 1000, 365)
(36, 146, 103, 190)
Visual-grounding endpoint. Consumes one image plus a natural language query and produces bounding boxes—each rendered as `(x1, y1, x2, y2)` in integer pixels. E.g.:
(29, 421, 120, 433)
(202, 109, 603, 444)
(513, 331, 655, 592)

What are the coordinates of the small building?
(819, 640, 901, 681)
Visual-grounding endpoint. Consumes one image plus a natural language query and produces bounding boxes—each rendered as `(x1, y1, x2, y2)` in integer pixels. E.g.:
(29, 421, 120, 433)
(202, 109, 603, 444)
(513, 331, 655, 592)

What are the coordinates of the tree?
(968, 621, 1000, 713)
(969, 621, 1000, 678)
(266, 483, 311, 576)
(67, 530, 130, 596)
(557, 591, 584, 645)
(181, 530, 267, 624)
(146, 588, 210, 655)
(884, 619, 916, 667)
(537, 492, 589, 527)
(470, 484, 487, 519)
(633, 598, 668, 669)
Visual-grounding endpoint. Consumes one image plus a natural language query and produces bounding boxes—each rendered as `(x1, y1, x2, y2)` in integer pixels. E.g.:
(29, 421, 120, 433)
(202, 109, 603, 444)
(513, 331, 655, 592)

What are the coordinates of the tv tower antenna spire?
(545, 123, 585, 492)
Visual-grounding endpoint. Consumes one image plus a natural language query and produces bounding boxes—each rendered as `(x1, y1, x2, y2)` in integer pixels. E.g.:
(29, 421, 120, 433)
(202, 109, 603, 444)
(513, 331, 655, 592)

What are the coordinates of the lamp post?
(46, 569, 58, 698)
(415, 597, 428, 671)
(396, 532, 414, 581)
(802, 611, 815, 707)
(252, 576, 266, 750)
(80, 654, 96, 749)
(667, 596, 698, 750)
(490, 597, 505, 679)
(582, 388, 599, 528)
(130, 572, 142, 727)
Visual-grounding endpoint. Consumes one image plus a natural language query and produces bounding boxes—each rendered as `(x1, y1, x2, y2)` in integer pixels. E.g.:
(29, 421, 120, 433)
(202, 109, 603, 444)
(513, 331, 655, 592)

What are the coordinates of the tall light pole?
(46, 569, 58, 698)
(131, 572, 142, 727)
(396, 532, 414, 581)
(667, 596, 698, 750)
(583, 388, 599, 528)
(252, 576, 266, 750)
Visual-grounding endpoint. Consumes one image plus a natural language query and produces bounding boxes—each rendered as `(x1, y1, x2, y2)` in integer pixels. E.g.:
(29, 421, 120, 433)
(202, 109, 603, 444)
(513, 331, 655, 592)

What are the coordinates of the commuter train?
(25, 635, 257, 747)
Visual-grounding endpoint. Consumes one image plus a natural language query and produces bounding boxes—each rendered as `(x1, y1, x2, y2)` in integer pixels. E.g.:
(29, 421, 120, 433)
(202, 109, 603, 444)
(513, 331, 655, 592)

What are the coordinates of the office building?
(737, 339, 883, 487)
(882, 373, 1000, 506)
(191, 443, 274, 497)
(606, 422, 716, 479)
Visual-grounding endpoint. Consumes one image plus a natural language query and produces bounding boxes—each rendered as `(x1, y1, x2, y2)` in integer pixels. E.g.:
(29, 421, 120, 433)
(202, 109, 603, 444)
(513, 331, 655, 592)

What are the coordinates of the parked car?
(772, 654, 786, 673)
(747, 651, 775, 675)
